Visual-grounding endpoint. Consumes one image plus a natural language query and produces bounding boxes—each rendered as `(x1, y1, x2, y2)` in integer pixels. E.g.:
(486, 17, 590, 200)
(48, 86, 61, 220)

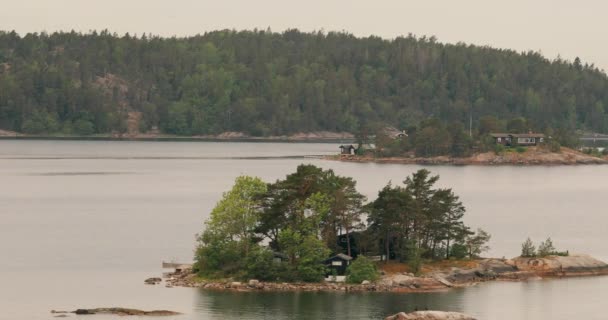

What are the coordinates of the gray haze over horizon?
(1, 0, 607, 71)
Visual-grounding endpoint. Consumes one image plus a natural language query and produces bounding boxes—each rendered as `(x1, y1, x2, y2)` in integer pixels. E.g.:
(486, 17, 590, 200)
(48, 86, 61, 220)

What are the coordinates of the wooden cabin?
(491, 133, 545, 147)
(339, 144, 356, 155)
(272, 251, 288, 264)
(324, 253, 353, 276)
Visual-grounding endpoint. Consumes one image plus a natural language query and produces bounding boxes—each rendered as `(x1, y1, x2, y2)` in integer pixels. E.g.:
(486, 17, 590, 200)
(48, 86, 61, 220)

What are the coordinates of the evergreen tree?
(538, 237, 556, 257)
(521, 237, 536, 257)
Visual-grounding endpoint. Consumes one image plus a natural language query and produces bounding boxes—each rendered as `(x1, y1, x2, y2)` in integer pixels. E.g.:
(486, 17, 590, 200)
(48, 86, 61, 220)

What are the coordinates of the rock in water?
(74, 309, 95, 315)
(386, 311, 477, 320)
(53, 308, 180, 316)
(144, 277, 162, 285)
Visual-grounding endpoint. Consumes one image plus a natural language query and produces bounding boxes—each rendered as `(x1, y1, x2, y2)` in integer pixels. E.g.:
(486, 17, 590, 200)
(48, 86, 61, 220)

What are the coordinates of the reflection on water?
(195, 290, 463, 320)
(194, 277, 608, 320)
(1, 140, 608, 320)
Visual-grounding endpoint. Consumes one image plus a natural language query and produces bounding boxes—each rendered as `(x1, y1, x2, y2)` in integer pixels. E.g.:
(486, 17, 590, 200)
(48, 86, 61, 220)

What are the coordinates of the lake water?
(1, 140, 607, 320)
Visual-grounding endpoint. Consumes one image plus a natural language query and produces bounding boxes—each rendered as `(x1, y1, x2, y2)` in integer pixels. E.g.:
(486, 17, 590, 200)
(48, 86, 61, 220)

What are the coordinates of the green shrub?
(73, 119, 95, 135)
(494, 144, 505, 155)
(547, 140, 561, 153)
(406, 240, 423, 275)
(277, 229, 331, 282)
(244, 248, 277, 281)
(515, 146, 526, 153)
(346, 256, 379, 284)
(297, 259, 328, 282)
(450, 243, 468, 259)
(276, 265, 299, 282)
(21, 110, 59, 134)
(21, 119, 46, 134)
(194, 238, 242, 278)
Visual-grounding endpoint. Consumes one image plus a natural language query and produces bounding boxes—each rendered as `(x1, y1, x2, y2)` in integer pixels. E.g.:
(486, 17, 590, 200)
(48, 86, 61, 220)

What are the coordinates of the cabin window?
(517, 137, 535, 144)
(332, 261, 343, 266)
(497, 137, 502, 142)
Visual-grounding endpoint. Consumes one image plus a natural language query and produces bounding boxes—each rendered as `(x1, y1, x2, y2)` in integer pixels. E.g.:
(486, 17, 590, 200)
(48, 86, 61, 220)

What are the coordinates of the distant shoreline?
(0, 135, 355, 144)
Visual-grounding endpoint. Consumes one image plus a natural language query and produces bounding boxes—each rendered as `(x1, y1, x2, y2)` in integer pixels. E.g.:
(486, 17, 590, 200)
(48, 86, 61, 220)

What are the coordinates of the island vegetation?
(1, 29, 608, 141)
(521, 237, 569, 258)
(194, 165, 490, 283)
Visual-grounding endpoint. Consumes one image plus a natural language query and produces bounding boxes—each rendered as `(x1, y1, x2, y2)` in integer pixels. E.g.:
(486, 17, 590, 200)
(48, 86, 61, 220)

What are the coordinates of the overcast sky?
(1, 0, 606, 70)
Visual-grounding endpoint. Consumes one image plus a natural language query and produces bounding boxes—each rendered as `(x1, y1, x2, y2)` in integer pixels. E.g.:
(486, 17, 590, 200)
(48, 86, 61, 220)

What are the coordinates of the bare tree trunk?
(345, 226, 352, 257)
(385, 232, 390, 263)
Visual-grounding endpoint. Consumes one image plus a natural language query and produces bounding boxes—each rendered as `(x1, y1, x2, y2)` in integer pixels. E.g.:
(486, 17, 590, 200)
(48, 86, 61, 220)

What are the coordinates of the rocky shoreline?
(155, 254, 608, 293)
(329, 147, 607, 165)
(386, 311, 476, 320)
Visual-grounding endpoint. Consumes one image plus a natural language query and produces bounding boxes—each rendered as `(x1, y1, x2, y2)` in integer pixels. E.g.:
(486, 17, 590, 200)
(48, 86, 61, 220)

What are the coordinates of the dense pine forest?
(1, 29, 608, 137)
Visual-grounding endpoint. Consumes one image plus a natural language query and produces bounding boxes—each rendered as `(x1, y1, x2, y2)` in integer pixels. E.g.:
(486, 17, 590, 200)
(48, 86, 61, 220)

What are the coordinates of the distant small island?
(329, 122, 608, 165)
(329, 146, 607, 165)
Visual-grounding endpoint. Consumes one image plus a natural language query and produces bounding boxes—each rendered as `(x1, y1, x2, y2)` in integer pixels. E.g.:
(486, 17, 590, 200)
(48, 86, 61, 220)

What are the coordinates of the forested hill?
(1, 29, 608, 136)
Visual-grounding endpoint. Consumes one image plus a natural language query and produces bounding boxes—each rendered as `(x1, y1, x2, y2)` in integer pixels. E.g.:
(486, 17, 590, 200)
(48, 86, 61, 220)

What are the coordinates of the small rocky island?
(152, 166, 608, 295)
(334, 126, 607, 166)
(332, 146, 607, 165)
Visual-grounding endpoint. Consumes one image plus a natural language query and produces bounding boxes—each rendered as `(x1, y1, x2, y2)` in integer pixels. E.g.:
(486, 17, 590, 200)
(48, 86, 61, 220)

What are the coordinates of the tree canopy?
(194, 166, 489, 282)
(1, 29, 608, 136)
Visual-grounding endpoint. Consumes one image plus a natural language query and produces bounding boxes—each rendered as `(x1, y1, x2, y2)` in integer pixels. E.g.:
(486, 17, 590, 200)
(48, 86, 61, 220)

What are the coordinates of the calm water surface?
(1, 140, 607, 320)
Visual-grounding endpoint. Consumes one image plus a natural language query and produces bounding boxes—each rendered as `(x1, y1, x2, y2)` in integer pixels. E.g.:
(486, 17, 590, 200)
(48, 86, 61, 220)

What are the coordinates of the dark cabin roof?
(510, 133, 545, 138)
(490, 133, 510, 138)
(490, 133, 545, 138)
(325, 253, 353, 262)
(339, 144, 355, 149)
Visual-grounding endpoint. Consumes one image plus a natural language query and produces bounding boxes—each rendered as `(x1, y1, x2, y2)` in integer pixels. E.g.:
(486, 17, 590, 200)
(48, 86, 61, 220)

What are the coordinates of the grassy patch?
(378, 261, 412, 275)
(377, 259, 481, 276)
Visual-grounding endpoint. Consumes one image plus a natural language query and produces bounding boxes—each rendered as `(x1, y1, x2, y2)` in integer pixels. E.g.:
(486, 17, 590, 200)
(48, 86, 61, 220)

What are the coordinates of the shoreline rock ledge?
(161, 253, 608, 293)
(386, 311, 477, 320)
